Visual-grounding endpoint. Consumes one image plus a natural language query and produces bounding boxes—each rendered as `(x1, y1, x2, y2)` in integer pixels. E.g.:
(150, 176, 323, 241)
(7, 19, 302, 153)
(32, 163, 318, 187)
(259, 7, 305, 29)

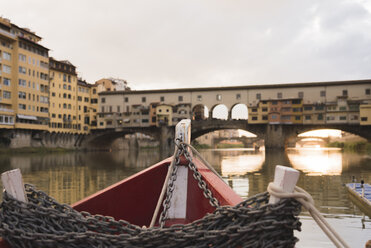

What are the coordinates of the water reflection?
(0, 149, 163, 204)
(287, 148, 343, 176)
(0, 147, 370, 247)
(220, 150, 265, 176)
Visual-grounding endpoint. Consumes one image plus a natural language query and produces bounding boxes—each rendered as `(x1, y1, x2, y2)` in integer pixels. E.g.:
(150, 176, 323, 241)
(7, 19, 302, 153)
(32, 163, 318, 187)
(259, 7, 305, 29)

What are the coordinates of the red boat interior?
(72, 156, 242, 227)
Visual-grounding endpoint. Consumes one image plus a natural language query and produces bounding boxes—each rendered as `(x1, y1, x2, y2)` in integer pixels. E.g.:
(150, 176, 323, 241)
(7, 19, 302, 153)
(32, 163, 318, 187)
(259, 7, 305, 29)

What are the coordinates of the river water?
(0, 147, 370, 247)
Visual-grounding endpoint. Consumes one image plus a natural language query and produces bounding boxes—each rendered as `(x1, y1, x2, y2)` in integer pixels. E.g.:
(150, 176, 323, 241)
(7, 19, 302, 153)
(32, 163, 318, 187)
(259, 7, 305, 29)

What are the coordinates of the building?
(95, 78, 130, 92)
(49, 58, 78, 132)
(0, 17, 50, 130)
(360, 102, 371, 125)
(77, 79, 96, 133)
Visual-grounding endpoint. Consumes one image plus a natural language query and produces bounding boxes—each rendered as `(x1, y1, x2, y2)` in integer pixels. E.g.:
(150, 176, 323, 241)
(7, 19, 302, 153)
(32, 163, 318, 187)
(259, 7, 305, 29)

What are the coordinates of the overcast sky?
(2, 0, 371, 90)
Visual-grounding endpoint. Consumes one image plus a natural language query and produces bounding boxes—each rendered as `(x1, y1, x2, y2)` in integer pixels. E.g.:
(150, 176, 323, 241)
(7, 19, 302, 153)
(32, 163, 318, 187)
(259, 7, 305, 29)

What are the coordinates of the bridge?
(82, 119, 371, 150)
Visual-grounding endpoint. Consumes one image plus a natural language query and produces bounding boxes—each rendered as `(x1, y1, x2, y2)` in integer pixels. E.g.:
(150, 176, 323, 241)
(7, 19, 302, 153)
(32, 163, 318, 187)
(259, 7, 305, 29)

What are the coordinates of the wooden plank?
(168, 119, 191, 219)
(1, 169, 27, 203)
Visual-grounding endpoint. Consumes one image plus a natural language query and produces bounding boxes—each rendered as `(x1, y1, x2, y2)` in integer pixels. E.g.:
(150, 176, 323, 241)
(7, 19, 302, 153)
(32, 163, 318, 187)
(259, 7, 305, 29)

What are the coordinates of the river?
(0, 147, 370, 247)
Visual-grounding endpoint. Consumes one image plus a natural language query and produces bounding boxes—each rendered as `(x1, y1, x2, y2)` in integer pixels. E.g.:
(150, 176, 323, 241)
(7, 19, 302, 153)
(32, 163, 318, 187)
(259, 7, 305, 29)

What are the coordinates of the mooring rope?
(267, 183, 350, 248)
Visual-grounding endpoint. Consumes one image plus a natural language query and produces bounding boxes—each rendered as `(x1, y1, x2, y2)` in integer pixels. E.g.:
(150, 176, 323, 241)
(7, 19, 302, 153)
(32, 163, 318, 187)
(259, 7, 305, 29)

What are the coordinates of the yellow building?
(89, 84, 98, 129)
(49, 58, 78, 133)
(156, 104, 173, 126)
(0, 17, 50, 130)
(360, 103, 371, 125)
(76, 79, 93, 133)
(248, 100, 268, 124)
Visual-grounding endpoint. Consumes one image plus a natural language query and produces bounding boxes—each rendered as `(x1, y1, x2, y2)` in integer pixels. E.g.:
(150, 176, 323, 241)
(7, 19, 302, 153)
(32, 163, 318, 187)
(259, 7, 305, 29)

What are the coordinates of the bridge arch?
(231, 103, 248, 120)
(192, 104, 209, 120)
(211, 104, 228, 120)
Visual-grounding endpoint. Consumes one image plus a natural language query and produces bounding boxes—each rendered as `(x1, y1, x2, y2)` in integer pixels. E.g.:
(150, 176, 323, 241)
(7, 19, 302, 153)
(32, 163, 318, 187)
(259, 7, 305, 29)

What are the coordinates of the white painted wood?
(1, 169, 27, 203)
(175, 119, 191, 145)
(168, 119, 191, 219)
(269, 165, 300, 204)
(168, 166, 188, 218)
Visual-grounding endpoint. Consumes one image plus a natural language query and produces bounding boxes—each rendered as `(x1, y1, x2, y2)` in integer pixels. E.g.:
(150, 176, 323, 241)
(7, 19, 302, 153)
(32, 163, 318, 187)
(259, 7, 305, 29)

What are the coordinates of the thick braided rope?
(267, 183, 350, 248)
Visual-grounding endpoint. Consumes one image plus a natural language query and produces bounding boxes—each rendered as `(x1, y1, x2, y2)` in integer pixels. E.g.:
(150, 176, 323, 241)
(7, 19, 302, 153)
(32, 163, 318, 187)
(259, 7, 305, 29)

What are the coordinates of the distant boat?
(346, 182, 371, 218)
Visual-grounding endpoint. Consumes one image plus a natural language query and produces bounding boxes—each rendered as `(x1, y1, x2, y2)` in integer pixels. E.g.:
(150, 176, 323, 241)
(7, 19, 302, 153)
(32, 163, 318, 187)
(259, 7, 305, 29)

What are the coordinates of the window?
(178, 96, 183, 102)
(272, 101, 278, 105)
(342, 90, 348, 96)
(304, 106, 313, 111)
(277, 92, 282, 99)
(361, 117, 368, 121)
(84, 97, 89, 102)
(317, 114, 323, 120)
(305, 115, 311, 120)
(339, 106, 347, 111)
(63, 74, 66, 82)
(251, 108, 257, 112)
(160, 96, 165, 101)
(101, 97, 105, 103)
(101, 106, 104, 112)
(3, 65, 11, 74)
(366, 89, 370, 95)
(18, 92, 26, 99)
(271, 115, 277, 119)
(262, 115, 268, 120)
(142, 97, 146, 103)
(315, 105, 324, 111)
(117, 106, 120, 112)
(339, 116, 346, 121)
(256, 93, 261, 100)
(3, 78, 10, 86)
(320, 91, 326, 97)
(3, 52, 11, 61)
(18, 66, 26, 74)
(0, 115, 14, 125)
(18, 104, 26, 110)
(295, 116, 301, 120)
(197, 95, 202, 101)
(236, 94, 241, 100)
(298, 92, 304, 98)
(216, 94, 222, 101)
(3, 91, 11, 99)
(252, 116, 258, 121)
(18, 79, 27, 87)
(262, 108, 268, 112)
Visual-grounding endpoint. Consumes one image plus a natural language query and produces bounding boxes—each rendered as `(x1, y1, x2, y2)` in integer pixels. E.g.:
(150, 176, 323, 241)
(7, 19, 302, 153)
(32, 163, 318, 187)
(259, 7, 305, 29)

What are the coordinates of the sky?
(2, 0, 371, 90)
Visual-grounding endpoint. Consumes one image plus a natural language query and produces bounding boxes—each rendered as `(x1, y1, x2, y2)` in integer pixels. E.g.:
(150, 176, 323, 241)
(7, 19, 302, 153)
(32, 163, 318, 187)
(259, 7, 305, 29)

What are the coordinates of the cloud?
(2, 0, 371, 89)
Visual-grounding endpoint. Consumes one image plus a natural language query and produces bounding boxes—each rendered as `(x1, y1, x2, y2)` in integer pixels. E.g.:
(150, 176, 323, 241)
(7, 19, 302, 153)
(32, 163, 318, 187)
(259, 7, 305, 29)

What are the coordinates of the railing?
(0, 29, 16, 39)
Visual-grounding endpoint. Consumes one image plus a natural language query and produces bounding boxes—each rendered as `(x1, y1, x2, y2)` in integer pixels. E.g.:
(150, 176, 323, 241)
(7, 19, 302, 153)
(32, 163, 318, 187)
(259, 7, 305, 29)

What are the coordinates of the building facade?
(0, 17, 50, 130)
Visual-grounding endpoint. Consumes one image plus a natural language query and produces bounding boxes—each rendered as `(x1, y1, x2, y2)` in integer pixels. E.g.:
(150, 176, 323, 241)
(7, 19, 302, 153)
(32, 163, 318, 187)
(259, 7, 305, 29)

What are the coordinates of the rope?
(267, 183, 350, 248)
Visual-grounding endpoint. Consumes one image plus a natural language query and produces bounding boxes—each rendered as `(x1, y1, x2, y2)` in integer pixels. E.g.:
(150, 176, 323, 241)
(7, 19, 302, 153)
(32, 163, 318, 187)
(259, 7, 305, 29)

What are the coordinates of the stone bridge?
(82, 119, 371, 150)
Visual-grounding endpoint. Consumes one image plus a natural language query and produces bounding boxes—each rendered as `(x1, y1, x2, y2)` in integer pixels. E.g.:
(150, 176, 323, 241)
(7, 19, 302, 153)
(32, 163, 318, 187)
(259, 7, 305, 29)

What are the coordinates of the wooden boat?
(0, 120, 242, 247)
(346, 182, 371, 218)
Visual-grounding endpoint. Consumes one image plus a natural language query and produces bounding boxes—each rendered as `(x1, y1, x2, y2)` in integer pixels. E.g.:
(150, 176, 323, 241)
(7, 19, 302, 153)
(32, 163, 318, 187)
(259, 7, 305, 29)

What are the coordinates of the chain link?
(158, 140, 220, 227)
(0, 186, 302, 248)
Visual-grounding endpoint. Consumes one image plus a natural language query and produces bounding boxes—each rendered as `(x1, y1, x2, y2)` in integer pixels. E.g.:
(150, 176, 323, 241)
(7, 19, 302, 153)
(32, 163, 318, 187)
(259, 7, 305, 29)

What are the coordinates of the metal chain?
(158, 143, 182, 227)
(0, 185, 302, 248)
(181, 143, 220, 208)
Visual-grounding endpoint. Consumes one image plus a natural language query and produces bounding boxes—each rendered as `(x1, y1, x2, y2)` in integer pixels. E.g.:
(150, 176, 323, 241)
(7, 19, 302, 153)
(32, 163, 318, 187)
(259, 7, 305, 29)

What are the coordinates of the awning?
(17, 114, 37, 120)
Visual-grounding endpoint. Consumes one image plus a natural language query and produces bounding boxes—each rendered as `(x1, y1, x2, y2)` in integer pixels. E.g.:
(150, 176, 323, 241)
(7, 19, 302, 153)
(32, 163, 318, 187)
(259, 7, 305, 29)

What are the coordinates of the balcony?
(63, 118, 72, 123)
(0, 29, 16, 40)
